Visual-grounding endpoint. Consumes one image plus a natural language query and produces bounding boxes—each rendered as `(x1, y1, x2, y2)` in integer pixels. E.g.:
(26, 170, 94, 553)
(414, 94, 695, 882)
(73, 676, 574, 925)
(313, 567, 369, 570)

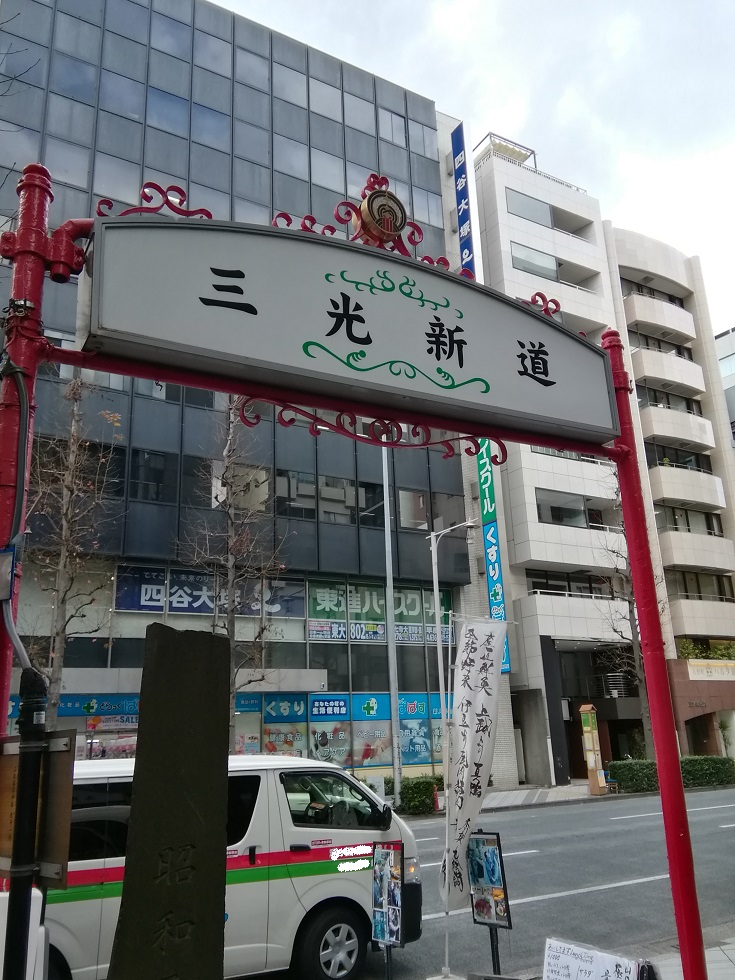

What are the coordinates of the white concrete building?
(472, 133, 735, 783)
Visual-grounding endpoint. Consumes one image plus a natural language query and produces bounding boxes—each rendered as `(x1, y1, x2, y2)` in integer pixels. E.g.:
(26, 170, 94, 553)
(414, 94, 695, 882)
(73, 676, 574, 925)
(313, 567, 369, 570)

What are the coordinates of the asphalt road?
(359, 787, 735, 980)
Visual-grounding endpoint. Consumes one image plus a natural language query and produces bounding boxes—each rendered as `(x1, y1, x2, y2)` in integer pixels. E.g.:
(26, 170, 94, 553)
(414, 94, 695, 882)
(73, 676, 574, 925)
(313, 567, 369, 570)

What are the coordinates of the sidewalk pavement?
(480, 780, 591, 811)
(652, 940, 735, 980)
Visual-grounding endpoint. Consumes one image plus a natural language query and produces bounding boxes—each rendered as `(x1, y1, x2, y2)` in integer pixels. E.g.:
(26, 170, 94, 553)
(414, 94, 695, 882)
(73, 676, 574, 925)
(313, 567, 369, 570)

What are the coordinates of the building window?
(630, 331, 693, 361)
(637, 385, 702, 416)
(135, 378, 181, 401)
(506, 187, 553, 228)
(665, 569, 734, 603)
(378, 107, 406, 147)
(351, 643, 389, 691)
(536, 488, 587, 528)
(272, 63, 307, 108)
(398, 490, 429, 531)
(318, 476, 357, 525)
(276, 470, 316, 520)
(358, 482, 384, 528)
(645, 443, 713, 474)
(431, 493, 465, 532)
(130, 450, 179, 503)
(308, 642, 348, 690)
(720, 352, 735, 378)
(408, 120, 438, 160)
(510, 242, 558, 281)
(654, 506, 723, 537)
(526, 568, 611, 597)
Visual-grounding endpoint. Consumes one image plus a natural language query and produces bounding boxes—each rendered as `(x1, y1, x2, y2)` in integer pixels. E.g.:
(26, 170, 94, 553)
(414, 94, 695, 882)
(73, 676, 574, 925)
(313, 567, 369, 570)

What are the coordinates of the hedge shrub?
(395, 775, 443, 815)
(608, 756, 735, 793)
(383, 774, 444, 799)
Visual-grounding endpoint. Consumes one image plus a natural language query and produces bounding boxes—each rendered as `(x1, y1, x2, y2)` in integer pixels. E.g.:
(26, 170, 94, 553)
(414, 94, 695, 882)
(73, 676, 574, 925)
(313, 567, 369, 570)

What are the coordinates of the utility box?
(579, 704, 606, 796)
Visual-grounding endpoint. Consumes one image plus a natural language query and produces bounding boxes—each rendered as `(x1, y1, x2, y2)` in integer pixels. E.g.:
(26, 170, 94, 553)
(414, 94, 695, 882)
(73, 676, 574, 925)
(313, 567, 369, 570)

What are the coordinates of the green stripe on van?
(47, 858, 367, 903)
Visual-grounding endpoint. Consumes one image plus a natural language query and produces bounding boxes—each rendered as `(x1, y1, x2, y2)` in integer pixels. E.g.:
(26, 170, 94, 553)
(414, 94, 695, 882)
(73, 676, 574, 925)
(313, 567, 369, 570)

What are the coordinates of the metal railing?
(587, 673, 638, 699)
(475, 149, 587, 194)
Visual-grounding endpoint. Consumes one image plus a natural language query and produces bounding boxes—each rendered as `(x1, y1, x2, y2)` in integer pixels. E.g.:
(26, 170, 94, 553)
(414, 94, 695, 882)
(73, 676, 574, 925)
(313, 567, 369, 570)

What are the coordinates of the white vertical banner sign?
(441, 618, 507, 912)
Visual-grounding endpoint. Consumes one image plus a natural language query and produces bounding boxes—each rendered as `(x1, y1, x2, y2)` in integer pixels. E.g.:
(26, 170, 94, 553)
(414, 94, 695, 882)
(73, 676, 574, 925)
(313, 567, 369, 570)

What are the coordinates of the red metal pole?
(601, 328, 706, 980)
(0, 165, 89, 731)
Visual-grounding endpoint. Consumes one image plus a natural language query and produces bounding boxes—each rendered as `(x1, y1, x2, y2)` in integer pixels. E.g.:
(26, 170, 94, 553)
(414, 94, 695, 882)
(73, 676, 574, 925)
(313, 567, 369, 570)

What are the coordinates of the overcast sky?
(225, 0, 733, 335)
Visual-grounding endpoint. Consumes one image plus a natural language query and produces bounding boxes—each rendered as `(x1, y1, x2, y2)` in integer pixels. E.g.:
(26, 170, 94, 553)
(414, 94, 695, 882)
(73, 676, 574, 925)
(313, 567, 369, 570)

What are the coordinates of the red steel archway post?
(0, 163, 91, 723)
(602, 328, 706, 980)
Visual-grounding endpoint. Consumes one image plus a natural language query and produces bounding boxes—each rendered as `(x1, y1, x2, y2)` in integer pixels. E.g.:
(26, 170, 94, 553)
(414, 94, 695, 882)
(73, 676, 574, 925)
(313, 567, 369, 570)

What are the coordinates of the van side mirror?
(379, 803, 392, 832)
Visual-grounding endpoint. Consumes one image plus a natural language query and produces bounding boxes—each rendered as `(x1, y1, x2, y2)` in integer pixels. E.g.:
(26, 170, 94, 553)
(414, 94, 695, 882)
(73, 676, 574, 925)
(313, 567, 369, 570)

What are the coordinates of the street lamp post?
(382, 443, 402, 807)
(427, 518, 476, 980)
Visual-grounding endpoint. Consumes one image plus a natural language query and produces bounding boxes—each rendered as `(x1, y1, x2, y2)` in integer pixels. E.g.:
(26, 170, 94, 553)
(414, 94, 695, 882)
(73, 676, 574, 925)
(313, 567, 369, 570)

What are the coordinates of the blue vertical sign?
(477, 439, 510, 673)
(450, 122, 476, 278)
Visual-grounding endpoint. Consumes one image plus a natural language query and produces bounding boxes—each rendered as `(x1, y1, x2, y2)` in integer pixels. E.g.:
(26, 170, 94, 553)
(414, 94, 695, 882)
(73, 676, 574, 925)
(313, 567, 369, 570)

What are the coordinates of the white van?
(45, 755, 422, 980)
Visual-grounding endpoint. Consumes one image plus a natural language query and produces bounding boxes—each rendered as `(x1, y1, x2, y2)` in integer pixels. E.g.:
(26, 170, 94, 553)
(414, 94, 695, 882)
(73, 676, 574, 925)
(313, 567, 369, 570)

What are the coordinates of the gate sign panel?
(79, 219, 618, 442)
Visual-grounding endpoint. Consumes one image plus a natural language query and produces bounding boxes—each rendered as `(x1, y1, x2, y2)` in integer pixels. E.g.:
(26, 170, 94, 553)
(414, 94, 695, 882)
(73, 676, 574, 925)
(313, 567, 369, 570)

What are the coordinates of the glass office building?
(0, 0, 472, 764)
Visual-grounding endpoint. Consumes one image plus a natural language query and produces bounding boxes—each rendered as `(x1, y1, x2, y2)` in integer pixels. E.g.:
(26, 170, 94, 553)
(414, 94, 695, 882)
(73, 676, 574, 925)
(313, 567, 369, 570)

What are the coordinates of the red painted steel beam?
(45, 346, 626, 463)
(0, 165, 90, 729)
(602, 328, 705, 980)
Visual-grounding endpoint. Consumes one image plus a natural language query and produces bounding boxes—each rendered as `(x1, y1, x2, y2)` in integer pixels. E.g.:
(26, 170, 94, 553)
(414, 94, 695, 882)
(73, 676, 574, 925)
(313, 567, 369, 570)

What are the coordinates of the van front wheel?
(298, 906, 368, 980)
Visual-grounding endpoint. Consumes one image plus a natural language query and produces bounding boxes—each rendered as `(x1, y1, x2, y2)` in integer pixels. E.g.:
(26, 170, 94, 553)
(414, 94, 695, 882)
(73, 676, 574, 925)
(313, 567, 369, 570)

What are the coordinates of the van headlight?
(404, 857, 421, 884)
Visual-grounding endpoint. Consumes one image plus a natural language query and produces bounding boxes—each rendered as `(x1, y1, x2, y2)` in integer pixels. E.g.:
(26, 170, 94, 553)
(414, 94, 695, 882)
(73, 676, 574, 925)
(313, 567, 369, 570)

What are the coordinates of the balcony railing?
(586, 673, 638, 699)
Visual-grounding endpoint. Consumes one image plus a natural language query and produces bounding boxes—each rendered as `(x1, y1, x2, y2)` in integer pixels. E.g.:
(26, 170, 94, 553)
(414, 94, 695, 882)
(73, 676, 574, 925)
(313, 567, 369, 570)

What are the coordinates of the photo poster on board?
(372, 840, 404, 948)
(543, 938, 639, 980)
(467, 832, 512, 929)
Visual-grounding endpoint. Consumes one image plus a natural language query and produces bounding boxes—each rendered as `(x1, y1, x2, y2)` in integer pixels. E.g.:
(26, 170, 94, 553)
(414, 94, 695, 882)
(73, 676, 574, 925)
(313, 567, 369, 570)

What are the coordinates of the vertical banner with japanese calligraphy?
(441, 618, 507, 912)
(476, 440, 511, 673)
(450, 122, 476, 278)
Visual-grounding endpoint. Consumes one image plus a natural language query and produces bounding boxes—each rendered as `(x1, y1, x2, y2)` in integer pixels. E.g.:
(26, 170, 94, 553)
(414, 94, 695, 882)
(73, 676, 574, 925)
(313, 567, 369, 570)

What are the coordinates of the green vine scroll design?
(302, 342, 490, 393)
(325, 269, 395, 296)
(324, 269, 463, 318)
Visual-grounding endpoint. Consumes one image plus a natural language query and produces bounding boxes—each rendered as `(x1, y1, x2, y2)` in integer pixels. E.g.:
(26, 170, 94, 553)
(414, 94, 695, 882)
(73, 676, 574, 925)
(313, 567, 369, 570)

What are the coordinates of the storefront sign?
(83, 219, 618, 443)
(424, 589, 454, 645)
(348, 583, 386, 641)
(393, 587, 424, 643)
(687, 659, 735, 681)
(115, 564, 166, 612)
(239, 579, 305, 617)
(476, 439, 511, 674)
(263, 694, 307, 723)
(86, 714, 138, 730)
(9, 694, 141, 719)
(262, 722, 307, 756)
(308, 580, 347, 640)
(234, 693, 262, 713)
(309, 694, 350, 719)
(450, 122, 476, 278)
(309, 720, 352, 765)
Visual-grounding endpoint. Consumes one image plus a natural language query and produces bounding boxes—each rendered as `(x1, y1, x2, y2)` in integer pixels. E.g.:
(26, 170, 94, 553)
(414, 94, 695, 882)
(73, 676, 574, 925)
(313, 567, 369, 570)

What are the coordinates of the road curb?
(404, 783, 735, 820)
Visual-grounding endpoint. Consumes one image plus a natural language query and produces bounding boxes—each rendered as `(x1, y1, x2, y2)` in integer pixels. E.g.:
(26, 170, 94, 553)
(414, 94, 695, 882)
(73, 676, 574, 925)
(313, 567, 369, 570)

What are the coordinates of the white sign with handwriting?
(543, 939, 639, 980)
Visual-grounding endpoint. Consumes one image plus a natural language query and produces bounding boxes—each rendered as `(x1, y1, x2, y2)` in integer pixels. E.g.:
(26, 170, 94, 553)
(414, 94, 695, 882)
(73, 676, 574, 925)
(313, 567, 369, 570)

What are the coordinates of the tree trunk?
(46, 384, 82, 730)
(628, 600, 655, 760)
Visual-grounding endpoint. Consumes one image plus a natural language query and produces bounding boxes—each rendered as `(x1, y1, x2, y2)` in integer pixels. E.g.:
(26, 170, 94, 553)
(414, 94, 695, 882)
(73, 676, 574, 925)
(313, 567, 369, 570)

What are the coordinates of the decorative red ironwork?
(237, 396, 507, 463)
(271, 173, 475, 280)
(523, 291, 561, 317)
(95, 182, 213, 219)
(272, 211, 338, 236)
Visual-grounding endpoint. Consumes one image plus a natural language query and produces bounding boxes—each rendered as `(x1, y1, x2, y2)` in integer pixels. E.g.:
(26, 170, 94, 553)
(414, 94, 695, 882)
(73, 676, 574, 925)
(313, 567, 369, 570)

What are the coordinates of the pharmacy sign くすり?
(78, 218, 618, 444)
